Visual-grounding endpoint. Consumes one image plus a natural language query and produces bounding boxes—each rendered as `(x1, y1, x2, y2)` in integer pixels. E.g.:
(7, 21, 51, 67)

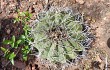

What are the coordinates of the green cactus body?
(31, 11, 89, 63)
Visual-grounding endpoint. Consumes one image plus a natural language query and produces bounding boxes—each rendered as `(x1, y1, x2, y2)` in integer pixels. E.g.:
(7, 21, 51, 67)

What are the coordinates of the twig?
(105, 54, 108, 70)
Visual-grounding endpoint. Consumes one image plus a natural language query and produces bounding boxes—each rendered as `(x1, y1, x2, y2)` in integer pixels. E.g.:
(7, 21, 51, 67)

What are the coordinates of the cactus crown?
(31, 9, 91, 63)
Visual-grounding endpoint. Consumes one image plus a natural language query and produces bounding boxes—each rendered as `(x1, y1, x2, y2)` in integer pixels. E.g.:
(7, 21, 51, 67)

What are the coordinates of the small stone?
(7, 29, 11, 34)
(45, 0, 49, 4)
(13, 13, 18, 18)
(76, 0, 85, 4)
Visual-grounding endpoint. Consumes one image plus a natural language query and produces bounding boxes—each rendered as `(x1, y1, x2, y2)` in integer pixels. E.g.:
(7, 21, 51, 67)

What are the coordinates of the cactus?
(31, 9, 90, 63)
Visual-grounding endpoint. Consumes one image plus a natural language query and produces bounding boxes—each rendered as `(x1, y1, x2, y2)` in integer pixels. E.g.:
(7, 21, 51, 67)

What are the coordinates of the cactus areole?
(31, 10, 91, 63)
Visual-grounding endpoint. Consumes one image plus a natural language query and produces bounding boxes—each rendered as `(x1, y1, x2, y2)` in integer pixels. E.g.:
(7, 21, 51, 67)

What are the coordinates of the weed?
(1, 11, 32, 65)
(1, 47, 16, 65)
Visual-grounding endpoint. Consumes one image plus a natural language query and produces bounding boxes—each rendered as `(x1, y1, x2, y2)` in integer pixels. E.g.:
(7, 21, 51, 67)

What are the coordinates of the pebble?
(76, 0, 85, 4)
(7, 29, 11, 34)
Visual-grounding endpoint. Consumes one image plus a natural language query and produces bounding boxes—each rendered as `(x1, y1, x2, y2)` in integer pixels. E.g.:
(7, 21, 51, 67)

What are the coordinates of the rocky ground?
(0, 0, 110, 70)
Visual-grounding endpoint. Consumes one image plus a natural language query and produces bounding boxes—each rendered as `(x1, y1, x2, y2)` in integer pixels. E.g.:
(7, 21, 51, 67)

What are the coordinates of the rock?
(45, 0, 49, 4)
(7, 29, 11, 34)
(76, 0, 85, 4)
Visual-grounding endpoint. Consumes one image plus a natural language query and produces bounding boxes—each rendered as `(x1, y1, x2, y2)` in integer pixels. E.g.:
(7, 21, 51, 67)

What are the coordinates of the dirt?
(0, 0, 110, 70)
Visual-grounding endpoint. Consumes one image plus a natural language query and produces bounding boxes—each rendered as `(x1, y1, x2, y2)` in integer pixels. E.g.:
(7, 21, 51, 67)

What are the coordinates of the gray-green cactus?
(31, 10, 89, 63)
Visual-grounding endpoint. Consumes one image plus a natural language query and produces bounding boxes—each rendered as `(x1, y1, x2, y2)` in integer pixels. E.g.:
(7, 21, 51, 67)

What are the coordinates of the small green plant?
(1, 11, 32, 65)
(1, 47, 16, 65)
(1, 35, 31, 64)
(14, 11, 32, 61)
(3, 36, 21, 48)
(14, 11, 32, 24)
(1, 36, 21, 65)
(31, 10, 90, 63)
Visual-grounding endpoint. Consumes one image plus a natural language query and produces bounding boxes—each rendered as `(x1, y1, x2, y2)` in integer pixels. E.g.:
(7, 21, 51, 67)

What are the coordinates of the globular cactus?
(31, 8, 91, 63)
